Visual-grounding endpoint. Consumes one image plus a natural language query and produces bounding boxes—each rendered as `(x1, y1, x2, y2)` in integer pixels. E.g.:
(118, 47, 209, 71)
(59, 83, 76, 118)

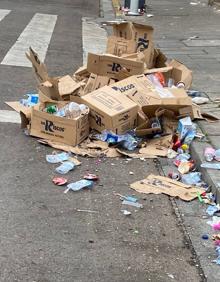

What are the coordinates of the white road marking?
(0, 9, 11, 21)
(1, 13, 57, 67)
(0, 110, 20, 123)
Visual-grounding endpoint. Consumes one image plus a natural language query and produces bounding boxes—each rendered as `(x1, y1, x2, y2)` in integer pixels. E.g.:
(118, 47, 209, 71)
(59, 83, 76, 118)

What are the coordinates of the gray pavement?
(0, 0, 218, 281)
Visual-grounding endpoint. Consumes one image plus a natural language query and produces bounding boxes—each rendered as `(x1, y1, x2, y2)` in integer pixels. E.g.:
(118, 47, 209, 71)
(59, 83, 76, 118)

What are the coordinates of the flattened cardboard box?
(81, 86, 138, 134)
(30, 101, 89, 146)
(87, 53, 144, 80)
(106, 21, 154, 68)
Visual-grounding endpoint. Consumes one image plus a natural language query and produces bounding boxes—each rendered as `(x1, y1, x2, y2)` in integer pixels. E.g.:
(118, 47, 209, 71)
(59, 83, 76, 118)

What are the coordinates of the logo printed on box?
(137, 37, 149, 51)
(112, 84, 135, 93)
(109, 63, 122, 72)
(41, 120, 65, 133)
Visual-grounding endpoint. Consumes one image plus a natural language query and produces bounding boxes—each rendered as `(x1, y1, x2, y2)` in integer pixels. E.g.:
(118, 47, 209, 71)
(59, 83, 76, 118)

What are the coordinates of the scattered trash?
(95, 130, 140, 151)
(186, 35, 199, 41)
(178, 161, 193, 174)
(122, 200, 143, 208)
(212, 222, 220, 231)
(213, 246, 220, 265)
(167, 274, 174, 279)
(190, 2, 199, 5)
(20, 93, 39, 107)
(65, 179, 93, 192)
(181, 172, 202, 185)
(177, 117, 195, 141)
(215, 149, 220, 162)
(130, 174, 204, 201)
(55, 161, 75, 174)
(206, 205, 219, 216)
(202, 234, 209, 240)
(204, 147, 216, 162)
(84, 173, 99, 181)
(46, 152, 70, 163)
(168, 172, 181, 180)
(76, 209, 98, 213)
(192, 97, 209, 105)
(52, 177, 68, 186)
(201, 163, 220, 170)
(121, 209, 132, 216)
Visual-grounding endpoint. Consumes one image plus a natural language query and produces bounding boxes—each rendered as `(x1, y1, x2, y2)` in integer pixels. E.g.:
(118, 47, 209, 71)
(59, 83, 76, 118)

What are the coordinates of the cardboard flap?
(167, 59, 192, 89)
(58, 75, 82, 97)
(25, 47, 49, 83)
(5, 101, 28, 113)
(144, 66, 173, 74)
(20, 111, 30, 129)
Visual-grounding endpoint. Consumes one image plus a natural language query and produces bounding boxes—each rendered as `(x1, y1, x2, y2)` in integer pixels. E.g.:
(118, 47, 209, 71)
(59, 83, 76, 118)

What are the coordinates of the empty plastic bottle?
(20, 93, 39, 107)
(55, 161, 75, 174)
(181, 172, 202, 185)
(204, 147, 215, 162)
(56, 102, 81, 118)
(46, 152, 70, 164)
(65, 180, 93, 192)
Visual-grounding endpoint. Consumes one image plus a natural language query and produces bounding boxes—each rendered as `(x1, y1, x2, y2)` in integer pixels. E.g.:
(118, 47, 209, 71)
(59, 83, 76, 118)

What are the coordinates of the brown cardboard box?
(81, 86, 138, 134)
(106, 21, 154, 68)
(87, 53, 144, 80)
(30, 101, 89, 146)
(83, 73, 115, 95)
(110, 74, 192, 113)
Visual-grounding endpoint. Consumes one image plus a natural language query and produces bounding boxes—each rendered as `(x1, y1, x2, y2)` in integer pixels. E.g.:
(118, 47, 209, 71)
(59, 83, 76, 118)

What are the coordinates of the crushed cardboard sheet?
(139, 135, 173, 157)
(38, 139, 122, 158)
(38, 138, 158, 159)
(130, 174, 204, 201)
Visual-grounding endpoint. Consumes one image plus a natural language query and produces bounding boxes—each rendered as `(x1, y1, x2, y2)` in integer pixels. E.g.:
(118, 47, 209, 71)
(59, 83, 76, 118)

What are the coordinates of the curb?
(191, 121, 220, 202)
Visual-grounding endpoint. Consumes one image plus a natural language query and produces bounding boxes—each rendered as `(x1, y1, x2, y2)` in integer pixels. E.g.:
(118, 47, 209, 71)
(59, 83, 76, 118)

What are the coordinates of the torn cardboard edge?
(37, 138, 158, 159)
(130, 174, 205, 201)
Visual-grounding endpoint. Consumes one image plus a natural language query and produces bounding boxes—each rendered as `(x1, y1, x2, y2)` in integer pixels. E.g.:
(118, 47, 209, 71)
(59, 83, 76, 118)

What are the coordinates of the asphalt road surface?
(0, 1, 203, 281)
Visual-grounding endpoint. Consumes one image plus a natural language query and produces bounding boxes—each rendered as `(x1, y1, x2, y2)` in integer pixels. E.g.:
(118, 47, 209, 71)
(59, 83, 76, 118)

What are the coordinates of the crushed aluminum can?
(84, 173, 99, 181)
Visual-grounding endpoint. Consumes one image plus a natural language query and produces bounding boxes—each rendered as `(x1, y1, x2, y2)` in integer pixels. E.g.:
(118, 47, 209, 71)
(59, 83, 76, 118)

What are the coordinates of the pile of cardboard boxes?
(7, 21, 211, 148)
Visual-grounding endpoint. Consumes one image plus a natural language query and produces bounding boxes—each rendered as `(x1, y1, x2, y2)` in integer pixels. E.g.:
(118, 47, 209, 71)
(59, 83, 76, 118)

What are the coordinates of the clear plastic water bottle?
(55, 161, 75, 174)
(56, 102, 81, 118)
(65, 180, 93, 192)
(46, 152, 70, 164)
